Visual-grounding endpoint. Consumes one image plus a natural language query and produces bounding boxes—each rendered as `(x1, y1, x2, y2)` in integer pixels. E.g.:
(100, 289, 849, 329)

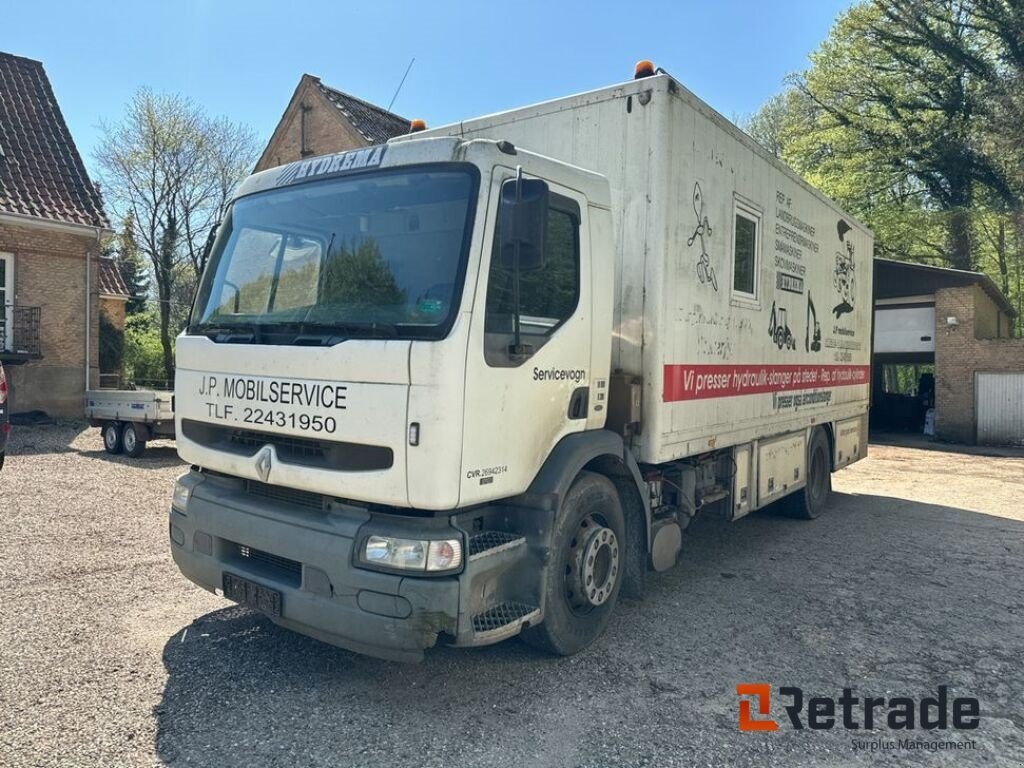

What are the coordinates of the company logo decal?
(275, 145, 387, 186)
(254, 446, 272, 483)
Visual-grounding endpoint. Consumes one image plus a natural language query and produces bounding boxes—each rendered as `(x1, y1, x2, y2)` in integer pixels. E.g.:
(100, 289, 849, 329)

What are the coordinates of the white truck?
(169, 67, 872, 661)
(86, 388, 175, 458)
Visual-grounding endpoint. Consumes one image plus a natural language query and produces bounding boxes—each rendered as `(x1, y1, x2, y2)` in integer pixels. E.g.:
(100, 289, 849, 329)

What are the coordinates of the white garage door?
(976, 373, 1024, 445)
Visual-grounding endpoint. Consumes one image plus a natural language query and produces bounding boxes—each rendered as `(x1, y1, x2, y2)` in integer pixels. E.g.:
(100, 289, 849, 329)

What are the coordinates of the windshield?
(191, 166, 477, 341)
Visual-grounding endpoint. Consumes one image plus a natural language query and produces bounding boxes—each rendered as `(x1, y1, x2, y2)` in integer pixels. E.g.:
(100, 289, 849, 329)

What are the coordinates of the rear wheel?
(102, 423, 123, 455)
(0, 452, 5, 471)
(122, 423, 146, 458)
(522, 471, 625, 656)
(788, 428, 832, 519)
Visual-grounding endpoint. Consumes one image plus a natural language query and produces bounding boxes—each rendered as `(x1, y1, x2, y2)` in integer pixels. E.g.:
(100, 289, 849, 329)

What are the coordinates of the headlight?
(171, 477, 191, 512)
(362, 535, 463, 573)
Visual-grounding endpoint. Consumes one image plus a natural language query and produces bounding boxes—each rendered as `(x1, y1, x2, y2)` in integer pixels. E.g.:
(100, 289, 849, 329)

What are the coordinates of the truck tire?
(522, 471, 625, 656)
(102, 423, 123, 455)
(787, 428, 831, 519)
(122, 423, 147, 458)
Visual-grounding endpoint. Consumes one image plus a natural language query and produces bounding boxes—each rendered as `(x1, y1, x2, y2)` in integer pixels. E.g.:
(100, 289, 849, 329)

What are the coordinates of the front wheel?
(521, 472, 626, 656)
(122, 423, 147, 458)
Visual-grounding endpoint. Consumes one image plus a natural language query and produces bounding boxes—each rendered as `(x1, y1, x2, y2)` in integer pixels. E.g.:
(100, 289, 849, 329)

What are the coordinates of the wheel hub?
(567, 521, 619, 610)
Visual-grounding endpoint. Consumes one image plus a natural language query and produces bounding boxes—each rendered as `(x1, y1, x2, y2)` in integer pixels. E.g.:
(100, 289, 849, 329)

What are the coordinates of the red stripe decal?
(663, 364, 870, 402)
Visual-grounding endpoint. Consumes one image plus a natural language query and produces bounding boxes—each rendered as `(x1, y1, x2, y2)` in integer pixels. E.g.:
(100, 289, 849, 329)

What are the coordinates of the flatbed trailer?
(85, 389, 174, 458)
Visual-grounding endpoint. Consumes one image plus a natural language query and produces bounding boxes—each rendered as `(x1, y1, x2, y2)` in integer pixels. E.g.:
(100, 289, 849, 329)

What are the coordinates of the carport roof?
(874, 258, 1017, 318)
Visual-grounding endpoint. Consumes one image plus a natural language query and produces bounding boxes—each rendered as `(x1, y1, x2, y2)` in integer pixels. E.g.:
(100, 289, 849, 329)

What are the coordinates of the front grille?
(181, 419, 394, 471)
(230, 429, 324, 461)
(234, 541, 302, 585)
(247, 480, 326, 511)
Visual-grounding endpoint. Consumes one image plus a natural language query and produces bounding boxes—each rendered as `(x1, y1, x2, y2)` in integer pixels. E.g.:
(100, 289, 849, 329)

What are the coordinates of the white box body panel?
(756, 433, 806, 506)
(416, 75, 873, 465)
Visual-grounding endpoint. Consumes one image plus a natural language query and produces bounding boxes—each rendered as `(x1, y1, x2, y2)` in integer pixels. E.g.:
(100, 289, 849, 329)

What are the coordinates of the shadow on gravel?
(6, 422, 91, 454)
(71, 443, 183, 469)
(153, 491, 1024, 767)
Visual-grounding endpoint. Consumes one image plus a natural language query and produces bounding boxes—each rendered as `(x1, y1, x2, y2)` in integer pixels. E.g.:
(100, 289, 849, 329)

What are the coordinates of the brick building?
(0, 51, 125, 417)
(255, 74, 410, 172)
(873, 259, 1024, 445)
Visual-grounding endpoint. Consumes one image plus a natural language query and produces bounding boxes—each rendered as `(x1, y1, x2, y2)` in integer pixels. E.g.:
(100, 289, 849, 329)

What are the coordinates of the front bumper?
(170, 471, 459, 662)
(169, 471, 545, 661)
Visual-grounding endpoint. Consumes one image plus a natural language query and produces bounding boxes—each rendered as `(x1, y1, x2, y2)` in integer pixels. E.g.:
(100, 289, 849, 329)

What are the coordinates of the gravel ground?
(1, 424, 1023, 767)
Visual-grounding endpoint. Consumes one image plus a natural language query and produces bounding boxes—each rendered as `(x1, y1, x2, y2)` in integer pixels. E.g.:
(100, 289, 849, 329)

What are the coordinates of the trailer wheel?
(102, 423, 123, 455)
(787, 428, 831, 519)
(522, 471, 625, 656)
(122, 423, 147, 458)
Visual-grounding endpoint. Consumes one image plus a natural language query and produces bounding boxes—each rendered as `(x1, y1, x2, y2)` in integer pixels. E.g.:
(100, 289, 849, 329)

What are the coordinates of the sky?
(5, 0, 854, 177)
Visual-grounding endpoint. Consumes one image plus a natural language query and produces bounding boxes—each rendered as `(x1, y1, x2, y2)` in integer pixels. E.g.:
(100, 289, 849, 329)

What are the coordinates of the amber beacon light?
(409, 118, 427, 133)
(634, 60, 656, 79)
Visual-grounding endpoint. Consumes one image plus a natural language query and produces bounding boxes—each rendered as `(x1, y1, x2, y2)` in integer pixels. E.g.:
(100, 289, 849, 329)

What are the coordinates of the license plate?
(223, 572, 282, 617)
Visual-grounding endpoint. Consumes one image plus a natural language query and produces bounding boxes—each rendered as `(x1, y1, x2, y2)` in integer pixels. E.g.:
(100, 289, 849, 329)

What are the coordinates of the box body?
(422, 75, 873, 464)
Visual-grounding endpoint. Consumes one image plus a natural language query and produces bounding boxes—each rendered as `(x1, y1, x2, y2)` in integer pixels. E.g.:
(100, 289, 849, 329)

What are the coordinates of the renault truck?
(169, 65, 872, 661)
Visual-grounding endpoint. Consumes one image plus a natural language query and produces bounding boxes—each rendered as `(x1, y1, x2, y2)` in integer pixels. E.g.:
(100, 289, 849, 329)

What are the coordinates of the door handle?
(568, 387, 589, 420)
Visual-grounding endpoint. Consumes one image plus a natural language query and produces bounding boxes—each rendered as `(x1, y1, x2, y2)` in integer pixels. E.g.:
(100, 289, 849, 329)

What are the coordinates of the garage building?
(872, 258, 1024, 445)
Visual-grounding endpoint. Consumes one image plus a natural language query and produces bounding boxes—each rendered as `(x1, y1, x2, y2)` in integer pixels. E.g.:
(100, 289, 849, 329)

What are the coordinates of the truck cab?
(171, 138, 623, 660)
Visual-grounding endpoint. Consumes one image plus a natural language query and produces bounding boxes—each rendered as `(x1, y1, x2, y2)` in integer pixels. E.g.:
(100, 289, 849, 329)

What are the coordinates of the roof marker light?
(409, 118, 427, 133)
(634, 60, 656, 79)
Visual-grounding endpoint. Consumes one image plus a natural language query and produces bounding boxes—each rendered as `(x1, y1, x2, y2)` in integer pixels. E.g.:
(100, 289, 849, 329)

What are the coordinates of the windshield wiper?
(286, 320, 400, 345)
(190, 322, 264, 344)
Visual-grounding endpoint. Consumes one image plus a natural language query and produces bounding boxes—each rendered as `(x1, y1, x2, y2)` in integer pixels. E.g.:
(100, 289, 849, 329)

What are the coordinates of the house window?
(484, 200, 580, 366)
(732, 198, 761, 300)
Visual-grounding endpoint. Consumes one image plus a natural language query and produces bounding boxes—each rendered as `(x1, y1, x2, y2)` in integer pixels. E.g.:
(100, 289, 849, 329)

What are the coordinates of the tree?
(115, 214, 149, 315)
(741, 92, 793, 158)
(747, 0, 1024, 329)
(95, 89, 258, 380)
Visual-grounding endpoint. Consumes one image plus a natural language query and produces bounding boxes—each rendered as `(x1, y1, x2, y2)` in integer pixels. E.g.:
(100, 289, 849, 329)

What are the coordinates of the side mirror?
(499, 177, 548, 271)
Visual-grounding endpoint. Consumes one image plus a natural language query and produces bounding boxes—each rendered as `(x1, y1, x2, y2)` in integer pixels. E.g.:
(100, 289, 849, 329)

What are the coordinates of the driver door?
(459, 169, 592, 505)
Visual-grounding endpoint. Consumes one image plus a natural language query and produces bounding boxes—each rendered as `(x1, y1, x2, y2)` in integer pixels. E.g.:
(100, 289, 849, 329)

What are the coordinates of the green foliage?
(117, 214, 149, 315)
(98, 311, 124, 375)
(123, 311, 172, 388)
(747, 0, 1024, 330)
(320, 239, 406, 309)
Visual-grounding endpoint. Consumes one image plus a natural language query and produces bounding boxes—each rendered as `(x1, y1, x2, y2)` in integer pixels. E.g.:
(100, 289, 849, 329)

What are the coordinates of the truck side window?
(484, 200, 580, 366)
(732, 199, 761, 299)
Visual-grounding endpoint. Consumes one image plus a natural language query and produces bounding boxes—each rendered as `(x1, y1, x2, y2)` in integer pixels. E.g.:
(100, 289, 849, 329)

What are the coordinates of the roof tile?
(97, 257, 130, 298)
(0, 51, 109, 228)
(313, 80, 410, 144)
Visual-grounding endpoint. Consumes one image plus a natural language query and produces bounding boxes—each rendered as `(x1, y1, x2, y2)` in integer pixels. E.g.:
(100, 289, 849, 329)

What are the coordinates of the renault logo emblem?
(255, 446, 272, 482)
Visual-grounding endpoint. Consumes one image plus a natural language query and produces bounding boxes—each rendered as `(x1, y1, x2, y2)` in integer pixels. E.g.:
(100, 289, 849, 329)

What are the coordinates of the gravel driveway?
(1, 424, 1022, 767)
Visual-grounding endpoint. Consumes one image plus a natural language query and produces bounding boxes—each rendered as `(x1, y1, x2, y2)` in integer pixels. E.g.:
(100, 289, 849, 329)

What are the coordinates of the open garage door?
(976, 373, 1024, 445)
(874, 305, 935, 354)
